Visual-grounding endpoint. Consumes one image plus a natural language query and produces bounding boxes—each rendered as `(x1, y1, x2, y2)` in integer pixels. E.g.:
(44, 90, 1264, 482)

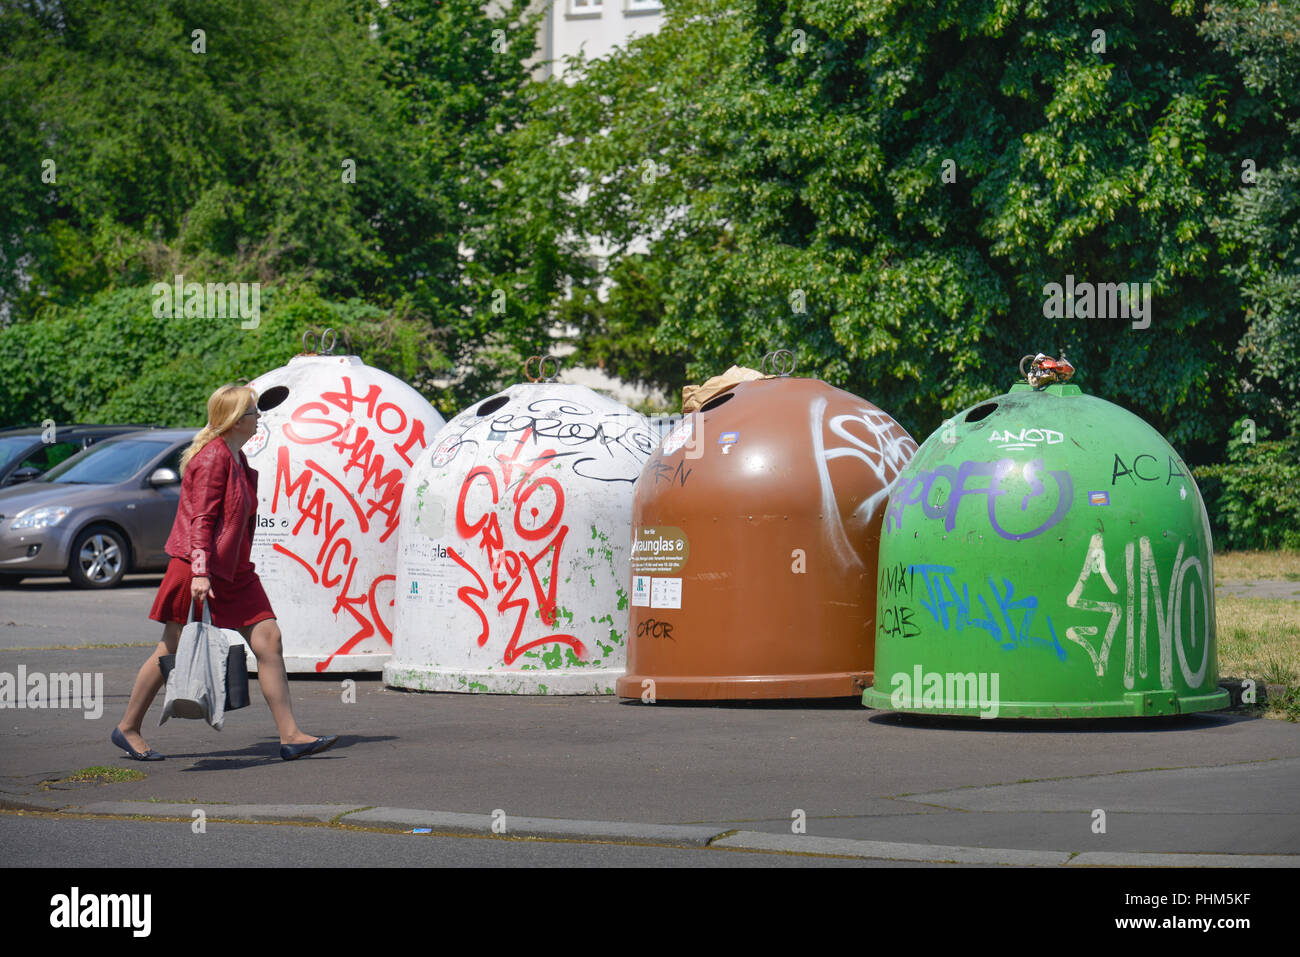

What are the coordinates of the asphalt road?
(2, 575, 1299, 869)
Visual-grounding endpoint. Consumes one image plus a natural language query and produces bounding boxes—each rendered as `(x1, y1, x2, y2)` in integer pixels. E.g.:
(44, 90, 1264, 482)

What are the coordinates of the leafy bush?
(1195, 418, 1300, 550)
(0, 282, 449, 427)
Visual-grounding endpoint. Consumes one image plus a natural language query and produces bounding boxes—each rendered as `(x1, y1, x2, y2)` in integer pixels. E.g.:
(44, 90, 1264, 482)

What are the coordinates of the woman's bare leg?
(116, 621, 183, 753)
(240, 618, 316, 746)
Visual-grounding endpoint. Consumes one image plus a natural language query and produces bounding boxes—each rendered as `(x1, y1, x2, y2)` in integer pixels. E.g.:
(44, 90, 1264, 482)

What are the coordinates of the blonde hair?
(180, 384, 259, 473)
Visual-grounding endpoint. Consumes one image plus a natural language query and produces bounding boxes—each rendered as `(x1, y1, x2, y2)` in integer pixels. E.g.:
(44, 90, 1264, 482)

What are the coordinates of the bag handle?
(188, 598, 213, 627)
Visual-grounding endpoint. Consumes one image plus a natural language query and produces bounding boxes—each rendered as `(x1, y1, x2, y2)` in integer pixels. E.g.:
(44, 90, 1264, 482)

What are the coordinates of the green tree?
(0, 0, 416, 312)
(1, 0, 556, 413)
(372, 0, 559, 406)
(516, 0, 1276, 457)
(1202, 0, 1300, 442)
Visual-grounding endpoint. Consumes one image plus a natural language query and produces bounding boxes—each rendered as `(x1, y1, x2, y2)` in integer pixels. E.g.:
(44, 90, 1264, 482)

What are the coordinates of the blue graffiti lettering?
(885, 458, 1073, 541)
(909, 563, 1067, 661)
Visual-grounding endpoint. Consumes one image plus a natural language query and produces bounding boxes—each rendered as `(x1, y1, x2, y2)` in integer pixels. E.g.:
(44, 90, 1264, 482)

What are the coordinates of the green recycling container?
(862, 382, 1229, 718)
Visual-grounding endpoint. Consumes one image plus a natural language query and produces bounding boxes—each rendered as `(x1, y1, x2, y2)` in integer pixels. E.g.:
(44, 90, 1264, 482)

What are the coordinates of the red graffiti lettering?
(320, 377, 383, 420)
(393, 418, 428, 466)
(283, 402, 350, 445)
(376, 402, 407, 435)
(450, 428, 584, 666)
(266, 376, 429, 670)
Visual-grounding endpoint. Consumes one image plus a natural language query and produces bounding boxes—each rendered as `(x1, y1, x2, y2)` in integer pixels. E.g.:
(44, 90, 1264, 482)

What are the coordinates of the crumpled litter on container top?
(681, 365, 764, 413)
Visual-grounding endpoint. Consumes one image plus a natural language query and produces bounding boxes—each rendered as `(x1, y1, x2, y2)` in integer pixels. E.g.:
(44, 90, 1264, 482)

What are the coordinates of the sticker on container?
(413, 496, 446, 534)
(430, 432, 466, 468)
(718, 430, 740, 454)
(630, 526, 691, 575)
(243, 422, 270, 458)
(631, 575, 651, 607)
(1088, 491, 1109, 506)
(650, 577, 682, 609)
(660, 417, 694, 457)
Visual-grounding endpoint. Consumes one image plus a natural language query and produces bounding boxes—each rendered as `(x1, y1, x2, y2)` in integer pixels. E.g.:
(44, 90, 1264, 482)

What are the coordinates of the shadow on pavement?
(864, 711, 1251, 733)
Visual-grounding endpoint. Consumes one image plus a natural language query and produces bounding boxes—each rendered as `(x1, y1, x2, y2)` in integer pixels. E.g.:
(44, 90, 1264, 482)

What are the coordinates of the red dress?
(149, 443, 276, 630)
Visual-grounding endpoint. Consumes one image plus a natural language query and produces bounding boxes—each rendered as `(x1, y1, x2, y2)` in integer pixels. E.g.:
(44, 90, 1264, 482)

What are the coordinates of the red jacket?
(165, 438, 259, 582)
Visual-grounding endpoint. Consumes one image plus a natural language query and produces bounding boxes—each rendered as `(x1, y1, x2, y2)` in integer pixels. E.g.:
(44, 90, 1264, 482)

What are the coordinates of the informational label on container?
(650, 577, 682, 609)
(398, 539, 458, 608)
(249, 508, 296, 585)
(630, 526, 690, 575)
(631, 575, 651, 607)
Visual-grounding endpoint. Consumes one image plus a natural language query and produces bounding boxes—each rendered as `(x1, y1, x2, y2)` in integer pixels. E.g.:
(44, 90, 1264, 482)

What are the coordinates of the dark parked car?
(0, 429, 197, 588)
(0, 424, 155, 487)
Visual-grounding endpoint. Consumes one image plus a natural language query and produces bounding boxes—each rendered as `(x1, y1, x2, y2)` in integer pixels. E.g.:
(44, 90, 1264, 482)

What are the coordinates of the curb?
(43, 802, 1300, 866)
(67, 802, 724, 846)
(74, 802, 361, 824)
(341, 807, 724, 846)
(711, 831, 1072, 865)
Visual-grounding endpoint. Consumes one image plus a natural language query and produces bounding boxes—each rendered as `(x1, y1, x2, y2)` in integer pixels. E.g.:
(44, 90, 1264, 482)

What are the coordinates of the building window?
(625, 0, 661, 11)
(568, 0, 603, 17)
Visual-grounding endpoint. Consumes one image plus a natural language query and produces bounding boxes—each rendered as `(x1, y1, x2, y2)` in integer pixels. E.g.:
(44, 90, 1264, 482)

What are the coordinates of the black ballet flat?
(279, 735, 339, 761)
(112, 727, 165, 762)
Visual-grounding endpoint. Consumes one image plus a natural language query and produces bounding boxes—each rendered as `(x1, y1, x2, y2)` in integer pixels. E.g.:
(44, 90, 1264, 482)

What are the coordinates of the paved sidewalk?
(3, 575, 1299, 866)
(3, 645, 1299, 866)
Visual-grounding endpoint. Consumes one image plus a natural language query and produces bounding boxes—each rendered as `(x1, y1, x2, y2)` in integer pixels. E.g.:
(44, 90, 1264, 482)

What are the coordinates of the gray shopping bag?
(159, 600, 229, 731)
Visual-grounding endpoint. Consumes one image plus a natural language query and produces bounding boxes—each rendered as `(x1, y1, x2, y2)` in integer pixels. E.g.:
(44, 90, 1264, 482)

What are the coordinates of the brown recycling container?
(616, 375, 917, 700)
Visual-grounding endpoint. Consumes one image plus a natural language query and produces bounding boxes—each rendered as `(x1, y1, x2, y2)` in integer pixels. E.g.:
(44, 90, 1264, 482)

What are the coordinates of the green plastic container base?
(862, 686, 1230, 718)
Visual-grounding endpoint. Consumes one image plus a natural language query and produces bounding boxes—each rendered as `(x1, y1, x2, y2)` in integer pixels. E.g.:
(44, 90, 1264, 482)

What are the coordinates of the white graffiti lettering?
(1065, 534, 1210, 689)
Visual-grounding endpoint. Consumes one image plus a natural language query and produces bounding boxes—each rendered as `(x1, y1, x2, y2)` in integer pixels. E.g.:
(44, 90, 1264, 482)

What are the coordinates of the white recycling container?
(240, 352, 445, 672)
(386, 383, 656, 693)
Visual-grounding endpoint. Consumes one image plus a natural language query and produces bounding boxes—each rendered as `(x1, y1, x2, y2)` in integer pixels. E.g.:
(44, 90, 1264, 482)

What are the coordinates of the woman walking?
(113, 384, 337, 761)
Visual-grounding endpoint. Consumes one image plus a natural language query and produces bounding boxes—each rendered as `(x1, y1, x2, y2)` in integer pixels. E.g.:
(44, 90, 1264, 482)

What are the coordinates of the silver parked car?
(0, 424, 155, 486)
(0, 429, 197, 588)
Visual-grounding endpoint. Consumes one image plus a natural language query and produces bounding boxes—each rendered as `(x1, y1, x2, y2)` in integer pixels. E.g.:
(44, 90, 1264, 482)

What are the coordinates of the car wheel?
(68, 525, 129, 589)
(0, 574, 24, 587)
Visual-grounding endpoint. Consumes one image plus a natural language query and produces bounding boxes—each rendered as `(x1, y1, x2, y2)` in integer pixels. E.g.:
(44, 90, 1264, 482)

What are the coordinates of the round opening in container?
(476, 395, 510, 417)
(257, 386, 290, 412)
(699, 392, 736, 413)
(965, 402, 998, 423)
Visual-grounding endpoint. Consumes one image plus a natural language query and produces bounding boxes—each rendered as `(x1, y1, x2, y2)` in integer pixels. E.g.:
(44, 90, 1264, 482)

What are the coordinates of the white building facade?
(537, 0, 664, 77)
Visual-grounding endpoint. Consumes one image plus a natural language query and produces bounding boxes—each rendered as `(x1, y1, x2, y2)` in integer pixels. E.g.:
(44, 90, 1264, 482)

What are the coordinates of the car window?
(0, 436, 36, 469)
(158, 446, 184, 473)
(18, 441, 81, 472)
(40, 439, 171, 485)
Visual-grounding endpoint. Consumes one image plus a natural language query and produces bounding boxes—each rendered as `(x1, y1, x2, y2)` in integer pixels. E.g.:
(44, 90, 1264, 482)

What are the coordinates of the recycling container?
(385, 383, 656, 693)
(616, 376, 918, 699)
(862, 380, 1230, 717)
(241, 353, 445, 672)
